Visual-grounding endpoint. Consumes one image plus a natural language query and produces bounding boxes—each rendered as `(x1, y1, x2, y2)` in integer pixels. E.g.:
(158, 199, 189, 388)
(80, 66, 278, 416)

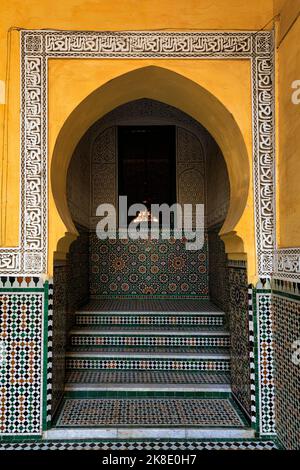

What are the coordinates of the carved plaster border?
(0, 30, 275, 277)
(273, 248, 300, 282)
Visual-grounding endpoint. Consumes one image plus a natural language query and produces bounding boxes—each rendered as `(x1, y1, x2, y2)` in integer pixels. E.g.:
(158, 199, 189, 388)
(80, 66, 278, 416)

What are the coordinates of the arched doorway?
(64, 98, 230, 302)
(50, 66, 250, 265)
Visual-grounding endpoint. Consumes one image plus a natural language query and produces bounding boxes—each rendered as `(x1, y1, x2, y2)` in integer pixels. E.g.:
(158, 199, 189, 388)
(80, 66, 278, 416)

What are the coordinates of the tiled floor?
(56, 398, 245, 427)
(65, 370, 231, 384)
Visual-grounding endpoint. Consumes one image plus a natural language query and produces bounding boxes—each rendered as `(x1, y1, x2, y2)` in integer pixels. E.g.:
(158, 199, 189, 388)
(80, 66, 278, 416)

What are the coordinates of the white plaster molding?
(273, 248, 300, 282)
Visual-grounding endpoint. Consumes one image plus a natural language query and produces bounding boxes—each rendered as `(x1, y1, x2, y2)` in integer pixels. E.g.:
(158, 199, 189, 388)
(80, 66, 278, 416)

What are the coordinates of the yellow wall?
(275, 1, 300, 247)
(0, 0, 276, 281)
(0, 30, 20, 247)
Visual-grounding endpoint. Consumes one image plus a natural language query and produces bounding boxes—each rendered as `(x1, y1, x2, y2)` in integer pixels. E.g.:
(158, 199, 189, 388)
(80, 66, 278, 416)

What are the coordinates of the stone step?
(64, 370, 232, 394)
(65, 369, 231, 386)
(45, 427, 256, 440)
(69, 327, 230, 348)
(68, 336, 229, 354)
(64, 382, 232, 393)
(52, 397, 249, 430)
(65, 351, 231, 372)
(74, 311, 225, 327)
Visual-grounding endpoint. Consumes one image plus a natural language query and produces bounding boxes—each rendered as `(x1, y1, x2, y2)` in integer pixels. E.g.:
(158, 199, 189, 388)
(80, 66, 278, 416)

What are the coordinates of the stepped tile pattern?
(61, 299, 250, 429)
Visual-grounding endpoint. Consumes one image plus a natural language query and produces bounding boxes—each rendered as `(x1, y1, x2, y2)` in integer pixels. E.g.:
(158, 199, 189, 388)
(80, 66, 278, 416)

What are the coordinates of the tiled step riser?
(75, 314, 225, 327)
(66, 358, 231, 372)
(69, 335, 231, 348)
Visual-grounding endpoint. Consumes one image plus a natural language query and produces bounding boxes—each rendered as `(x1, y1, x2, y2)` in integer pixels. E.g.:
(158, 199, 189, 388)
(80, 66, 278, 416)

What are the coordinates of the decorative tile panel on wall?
(272, 282, 300, 449)
(50, 227, 90, 421)
(51, 264, 68, 419)
(228, 263, 252, 419)
(255, 288, 276, 435)
(90, 233, 209, 298)
(46, 280, 53, 426)
(90, 98, 211, 139)
(0, 277, 45, 435)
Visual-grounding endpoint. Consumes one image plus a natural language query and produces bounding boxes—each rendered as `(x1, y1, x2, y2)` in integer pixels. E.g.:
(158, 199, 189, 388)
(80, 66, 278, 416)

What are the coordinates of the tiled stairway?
(50, 300, 254, 438)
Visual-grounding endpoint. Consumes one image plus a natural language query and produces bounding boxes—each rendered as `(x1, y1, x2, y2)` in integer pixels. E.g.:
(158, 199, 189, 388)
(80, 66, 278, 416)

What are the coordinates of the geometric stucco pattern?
(274, 248, 300, 282)
(90, 127, 117, 229)
(176, 127, 205, 222)
(90, 233, 209, 298)
(0, 30, 275, 277)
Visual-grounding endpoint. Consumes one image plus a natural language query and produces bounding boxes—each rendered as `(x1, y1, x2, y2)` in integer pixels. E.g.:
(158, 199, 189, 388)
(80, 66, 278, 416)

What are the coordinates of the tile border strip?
(0, 439, 279, 450)
(46, 279, 53, 427)
(0, 282, 46, 435)
(248, 286, 257, 427)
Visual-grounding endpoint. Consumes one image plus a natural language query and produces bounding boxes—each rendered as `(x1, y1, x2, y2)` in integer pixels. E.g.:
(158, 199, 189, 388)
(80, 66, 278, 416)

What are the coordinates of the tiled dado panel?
(0, 277, 48, 435)
(51, 264, 68, 420)
(208, 227, 228, 321)
(228, 264, 252, 420)
(90, 233, 209, 298)
(254, 289, 276, 436)
(51, 226, 90, 420)
(272, 283, 300, 449)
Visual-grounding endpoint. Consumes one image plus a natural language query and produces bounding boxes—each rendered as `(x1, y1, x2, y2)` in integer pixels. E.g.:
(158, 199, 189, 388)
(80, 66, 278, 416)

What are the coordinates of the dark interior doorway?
(118, 126, 176, 225)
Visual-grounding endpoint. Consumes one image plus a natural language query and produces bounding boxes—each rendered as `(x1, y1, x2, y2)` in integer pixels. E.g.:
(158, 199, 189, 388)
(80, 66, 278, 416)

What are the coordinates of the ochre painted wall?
(276, 1, 300, 246)
(0, 31, 20, 247)
(0, 0, 276, 282)
(274, 0, 300, 43)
